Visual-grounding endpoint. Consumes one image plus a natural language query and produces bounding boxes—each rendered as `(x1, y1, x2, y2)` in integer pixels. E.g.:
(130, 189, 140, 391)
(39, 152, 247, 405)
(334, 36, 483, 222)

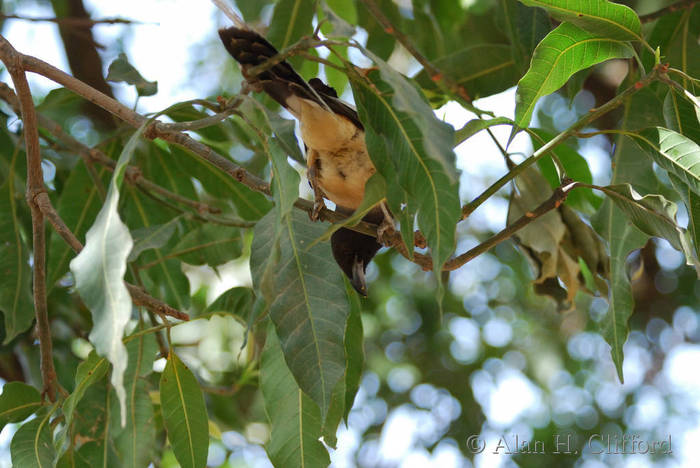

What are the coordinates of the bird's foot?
(376, 215, 396, 247)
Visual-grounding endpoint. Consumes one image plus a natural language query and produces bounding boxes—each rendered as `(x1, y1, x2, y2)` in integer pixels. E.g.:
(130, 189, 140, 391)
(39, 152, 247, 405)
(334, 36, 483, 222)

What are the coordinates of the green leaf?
(515, 22, 634, 128)
(170, 145, 272, 221)
(250, 210, 349, 419)
(517, 0, 641, 41)
(68, 378, 120, 467)
(123, 186, 191, 310)
(0, 149, 33, 343)
(455, 117, 514, 146)
(112, 324, 158, 468)
(500, 0, 551, 73)
(170, 224, 243, 266)
(11, 407, 57, 468)
(106, 53, 157, 97)
(321, 279, 365, 448)
(128, 217, 181, 262)
(264, 111, 305, 165)
(670, 174, 700, 261)
(663, 90, 700, 256)
(356, 0, 399, 61)
(165, 105, 229, 143)
(204, 287, 254, 319)
(238, 97, 301, 221)
(160, 351, 209, 468)
(260, 327, 330, 468)
(63, 352, 109, 428)
(267, 0, 315, 69)
(414, 45, 519, 104)
(322, 0, 356, 38)
(591, 88, 662, 382)
(343, 283, 364, 422)
(0, 382, 42, 431)
(663, 89, 700, 144)
(631, 127, 700, 197)
(350, 63, 460, 280)
(599, 184, 697, 268)
(642, 7, 699, 80)
(69, 126, 144, 427)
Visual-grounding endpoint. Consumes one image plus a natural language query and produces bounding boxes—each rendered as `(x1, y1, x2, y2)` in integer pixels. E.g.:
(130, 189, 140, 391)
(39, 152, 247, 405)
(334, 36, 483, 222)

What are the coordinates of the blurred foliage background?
(0, 0, 699, 467)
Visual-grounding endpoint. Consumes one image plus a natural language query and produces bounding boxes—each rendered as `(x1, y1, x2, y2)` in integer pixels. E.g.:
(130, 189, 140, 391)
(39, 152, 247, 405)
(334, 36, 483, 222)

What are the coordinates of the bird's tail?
(218, 27, 322, 114)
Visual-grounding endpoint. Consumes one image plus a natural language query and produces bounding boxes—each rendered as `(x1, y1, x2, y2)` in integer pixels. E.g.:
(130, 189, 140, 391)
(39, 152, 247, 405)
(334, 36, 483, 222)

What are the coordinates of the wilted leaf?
(70, 126, 143, 426)
(48, 162, 108, 288)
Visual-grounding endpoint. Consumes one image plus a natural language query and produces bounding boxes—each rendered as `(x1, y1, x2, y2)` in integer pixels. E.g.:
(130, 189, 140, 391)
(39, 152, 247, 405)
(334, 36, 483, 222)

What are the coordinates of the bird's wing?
(218, 27, 363, 130)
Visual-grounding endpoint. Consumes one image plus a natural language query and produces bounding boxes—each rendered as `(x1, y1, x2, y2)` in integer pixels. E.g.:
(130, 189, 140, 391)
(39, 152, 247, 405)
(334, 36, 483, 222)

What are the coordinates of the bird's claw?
(376, 216, 396, 246)
(309, 197, 324, 222)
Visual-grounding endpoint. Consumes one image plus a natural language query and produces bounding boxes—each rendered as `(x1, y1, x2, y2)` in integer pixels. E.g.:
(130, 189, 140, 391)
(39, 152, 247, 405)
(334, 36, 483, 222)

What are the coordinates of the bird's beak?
(351, 255, 368, 297)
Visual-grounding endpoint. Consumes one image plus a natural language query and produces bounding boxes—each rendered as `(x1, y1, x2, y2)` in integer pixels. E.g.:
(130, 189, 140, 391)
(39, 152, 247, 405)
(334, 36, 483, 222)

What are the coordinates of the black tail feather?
(218, 27, 364, 128)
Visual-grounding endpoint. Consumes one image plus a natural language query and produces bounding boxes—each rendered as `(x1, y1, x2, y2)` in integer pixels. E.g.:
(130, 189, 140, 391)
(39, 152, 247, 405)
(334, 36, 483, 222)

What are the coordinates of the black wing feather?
(218, 27, 363, 129)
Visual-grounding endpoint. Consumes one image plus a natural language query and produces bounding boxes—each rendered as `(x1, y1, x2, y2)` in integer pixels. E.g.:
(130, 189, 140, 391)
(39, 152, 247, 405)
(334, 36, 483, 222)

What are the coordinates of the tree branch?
(5, 41, 392, 237)
(0, 14, 138, 26)
(0, 36, 58, 401)
(639, 0, 698, 23)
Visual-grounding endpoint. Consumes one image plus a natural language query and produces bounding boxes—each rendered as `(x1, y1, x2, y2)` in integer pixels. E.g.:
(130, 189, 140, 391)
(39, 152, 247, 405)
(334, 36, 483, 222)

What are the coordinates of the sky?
(1, 1, 699, 467)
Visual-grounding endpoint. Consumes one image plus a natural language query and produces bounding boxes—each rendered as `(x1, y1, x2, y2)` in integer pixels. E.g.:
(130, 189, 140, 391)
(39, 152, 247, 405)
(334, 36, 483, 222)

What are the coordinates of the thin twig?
(0, 14, 141, 26)
(0, 36, 59, 401)
(639, 0, 698, 23)
(360, 0, 474, 105)
(460, 64, 666, 220)
(444, 181, 578, 270)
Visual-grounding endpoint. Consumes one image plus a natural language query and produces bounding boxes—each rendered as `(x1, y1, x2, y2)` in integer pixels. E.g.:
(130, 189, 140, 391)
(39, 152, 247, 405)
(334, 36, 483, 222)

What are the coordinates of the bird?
(217, 26, 393, 296)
